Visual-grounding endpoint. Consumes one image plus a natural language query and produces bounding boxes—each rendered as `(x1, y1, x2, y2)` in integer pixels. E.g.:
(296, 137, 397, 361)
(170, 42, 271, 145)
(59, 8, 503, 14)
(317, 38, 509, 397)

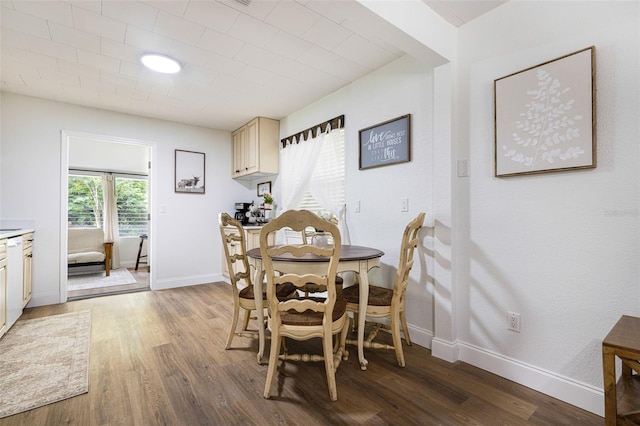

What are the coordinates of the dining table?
(246, 244, 384, 370)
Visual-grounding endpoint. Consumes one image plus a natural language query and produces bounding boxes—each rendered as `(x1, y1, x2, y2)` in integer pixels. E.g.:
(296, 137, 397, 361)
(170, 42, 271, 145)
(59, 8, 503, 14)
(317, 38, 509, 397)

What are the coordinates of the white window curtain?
(308, 128, 350, 244)
(280, 123, 350, 244)
(280, 130, 324, 212)
(102, 173, 121, 269)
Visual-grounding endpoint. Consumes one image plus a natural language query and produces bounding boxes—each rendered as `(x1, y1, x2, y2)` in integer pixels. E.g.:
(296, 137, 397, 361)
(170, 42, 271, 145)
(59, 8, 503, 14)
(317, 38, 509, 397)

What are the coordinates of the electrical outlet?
(507, 311, 521, 332)
(401, 197, 409, 212)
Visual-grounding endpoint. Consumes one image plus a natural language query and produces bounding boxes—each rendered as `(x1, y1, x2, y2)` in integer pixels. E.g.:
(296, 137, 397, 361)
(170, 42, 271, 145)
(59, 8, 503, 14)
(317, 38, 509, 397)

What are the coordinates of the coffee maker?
(234, 202, 252, 225)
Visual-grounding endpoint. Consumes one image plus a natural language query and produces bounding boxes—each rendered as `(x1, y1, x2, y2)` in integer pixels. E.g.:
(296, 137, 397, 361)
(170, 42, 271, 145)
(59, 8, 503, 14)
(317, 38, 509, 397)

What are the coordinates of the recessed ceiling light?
(140, 53, 181, 74)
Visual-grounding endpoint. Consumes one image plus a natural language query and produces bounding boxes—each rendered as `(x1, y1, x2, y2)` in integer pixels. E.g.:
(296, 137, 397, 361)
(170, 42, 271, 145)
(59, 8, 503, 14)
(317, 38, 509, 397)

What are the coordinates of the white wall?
(69, 137, 150, 175)
(278, 55, 438, 346)
(453, 0, 640, 415)
(0, 92, 255, 305)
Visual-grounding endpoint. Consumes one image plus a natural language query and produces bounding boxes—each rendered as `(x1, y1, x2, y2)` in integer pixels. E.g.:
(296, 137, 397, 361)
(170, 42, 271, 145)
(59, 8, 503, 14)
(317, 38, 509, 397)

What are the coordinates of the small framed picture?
(257, 181, 271, 196)
(175, 150, 205, 193)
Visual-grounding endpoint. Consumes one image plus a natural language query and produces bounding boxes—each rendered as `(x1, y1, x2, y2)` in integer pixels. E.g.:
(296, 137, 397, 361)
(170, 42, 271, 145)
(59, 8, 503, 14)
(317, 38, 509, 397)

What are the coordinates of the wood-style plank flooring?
(67, 267, 150, 300)
(1, 282, 604, 425)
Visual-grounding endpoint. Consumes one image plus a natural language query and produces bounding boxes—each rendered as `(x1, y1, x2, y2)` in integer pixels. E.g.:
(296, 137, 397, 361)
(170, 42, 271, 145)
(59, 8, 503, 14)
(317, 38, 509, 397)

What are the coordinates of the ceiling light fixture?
(140, 53, 182, 74)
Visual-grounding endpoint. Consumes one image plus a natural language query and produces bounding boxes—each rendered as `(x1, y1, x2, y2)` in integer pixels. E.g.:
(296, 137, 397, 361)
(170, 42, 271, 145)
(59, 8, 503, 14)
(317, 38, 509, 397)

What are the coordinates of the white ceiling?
(0, 0, 505, 131)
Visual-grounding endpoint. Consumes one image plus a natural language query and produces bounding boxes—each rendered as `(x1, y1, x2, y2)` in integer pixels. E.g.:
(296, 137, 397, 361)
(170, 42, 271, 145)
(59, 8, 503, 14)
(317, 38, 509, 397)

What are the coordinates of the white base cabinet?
(222, 227, 274, 279)
(6, 237, 24, 331)
(22, 233, 33, 307)
(0, 230, 34, 340)
(0, 239, 7, 339)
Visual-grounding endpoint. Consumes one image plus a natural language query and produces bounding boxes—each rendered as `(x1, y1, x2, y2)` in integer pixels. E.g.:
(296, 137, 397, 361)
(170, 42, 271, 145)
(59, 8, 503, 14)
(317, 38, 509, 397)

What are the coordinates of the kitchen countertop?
(244, 224, 267, 229)
(0, 228, 35, 239)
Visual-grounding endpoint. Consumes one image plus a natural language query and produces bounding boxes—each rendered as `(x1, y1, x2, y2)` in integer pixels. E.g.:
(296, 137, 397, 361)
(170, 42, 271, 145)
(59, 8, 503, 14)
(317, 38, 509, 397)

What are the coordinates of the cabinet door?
(245, 229, 274, 251)
(0, 256, 7, 338)
(244, 118, 259, 175)
(22, 246, 32, 307)
(245, 229, 260, 251)
(232, 127, 246, 177)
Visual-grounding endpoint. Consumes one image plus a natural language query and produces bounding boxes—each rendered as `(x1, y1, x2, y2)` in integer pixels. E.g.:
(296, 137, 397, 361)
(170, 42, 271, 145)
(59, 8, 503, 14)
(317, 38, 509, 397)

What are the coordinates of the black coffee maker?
(234, 202, 252, 225)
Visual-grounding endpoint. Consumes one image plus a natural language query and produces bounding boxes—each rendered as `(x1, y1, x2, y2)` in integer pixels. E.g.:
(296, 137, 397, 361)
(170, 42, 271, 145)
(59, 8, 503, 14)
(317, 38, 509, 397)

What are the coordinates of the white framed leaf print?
(494, 46, 596, 177)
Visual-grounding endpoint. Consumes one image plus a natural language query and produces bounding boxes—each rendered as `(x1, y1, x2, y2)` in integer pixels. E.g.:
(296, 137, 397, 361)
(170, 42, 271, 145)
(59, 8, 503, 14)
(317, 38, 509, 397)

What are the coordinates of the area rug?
(0, 310, 91, 418)
(68, 268, 136, 291)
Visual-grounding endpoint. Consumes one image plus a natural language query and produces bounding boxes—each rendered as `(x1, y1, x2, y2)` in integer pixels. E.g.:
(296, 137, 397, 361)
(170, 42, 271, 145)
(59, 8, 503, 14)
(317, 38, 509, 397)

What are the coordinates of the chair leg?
(226, 302, 240, 349)
(339, 317, 349, 359)
(263, 330, 281, 399)
(342, 316, 351, 361)
(322, 329, 338, 401)
(391, 310, 405, 368)
(351, 312, 359, 333)
(135, 237, 144, 270)
(400, 309, 411, 346)
(242, 309, 251, 331)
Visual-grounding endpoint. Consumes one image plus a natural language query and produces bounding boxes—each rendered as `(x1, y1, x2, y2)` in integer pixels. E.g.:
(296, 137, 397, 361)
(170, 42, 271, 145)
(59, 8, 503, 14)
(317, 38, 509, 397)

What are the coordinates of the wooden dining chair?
(218, 212, 296, 358)
(260, 209, 349, 401)
(342, 212, 425, 367)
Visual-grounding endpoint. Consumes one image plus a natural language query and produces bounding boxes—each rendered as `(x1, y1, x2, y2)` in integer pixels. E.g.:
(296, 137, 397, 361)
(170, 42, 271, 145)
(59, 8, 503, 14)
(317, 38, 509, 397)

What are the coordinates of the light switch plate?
(457, 159, 469, 177)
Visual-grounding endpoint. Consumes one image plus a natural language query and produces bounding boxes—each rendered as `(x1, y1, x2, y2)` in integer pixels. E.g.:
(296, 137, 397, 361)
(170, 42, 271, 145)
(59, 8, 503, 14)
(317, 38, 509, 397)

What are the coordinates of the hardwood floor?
(67, 267, 150, 300)
(1, 282, 603, 425)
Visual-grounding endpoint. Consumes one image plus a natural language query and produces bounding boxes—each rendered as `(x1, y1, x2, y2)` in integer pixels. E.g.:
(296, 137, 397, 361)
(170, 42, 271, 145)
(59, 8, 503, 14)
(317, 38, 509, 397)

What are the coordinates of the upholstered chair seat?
(342, 284, 393, 307)
(280, 296, 347, 326)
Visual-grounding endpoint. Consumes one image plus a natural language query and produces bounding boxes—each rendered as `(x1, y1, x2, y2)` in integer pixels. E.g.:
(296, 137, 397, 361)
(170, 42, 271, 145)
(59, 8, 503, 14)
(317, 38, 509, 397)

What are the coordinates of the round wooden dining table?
(247, 245, 384, 370)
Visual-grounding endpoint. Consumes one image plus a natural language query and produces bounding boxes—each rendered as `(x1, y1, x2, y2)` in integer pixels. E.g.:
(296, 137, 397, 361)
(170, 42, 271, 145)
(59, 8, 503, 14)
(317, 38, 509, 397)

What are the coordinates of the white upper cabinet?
(231, 117, 279, 180)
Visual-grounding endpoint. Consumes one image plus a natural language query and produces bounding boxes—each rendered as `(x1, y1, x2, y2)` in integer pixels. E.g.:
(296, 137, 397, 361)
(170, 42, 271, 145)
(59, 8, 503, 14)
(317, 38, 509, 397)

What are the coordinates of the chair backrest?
(218, 212, 251, 290)
(283, 226, 330, 245)
(260, 210, 342, 328)
(392, 212, 425, 305)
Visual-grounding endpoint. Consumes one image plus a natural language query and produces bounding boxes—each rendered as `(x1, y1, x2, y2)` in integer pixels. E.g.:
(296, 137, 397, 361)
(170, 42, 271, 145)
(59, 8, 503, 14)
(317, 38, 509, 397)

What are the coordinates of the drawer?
(22, 233, 34, 249)
(0, 239, 6, 259)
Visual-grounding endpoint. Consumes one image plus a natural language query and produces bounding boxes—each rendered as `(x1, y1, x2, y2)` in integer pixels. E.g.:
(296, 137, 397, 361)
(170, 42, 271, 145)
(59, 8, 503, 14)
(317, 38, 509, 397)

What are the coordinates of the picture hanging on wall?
(175, 149, 205, 193)
(257, 181, 271, 196)
(359, 114, 411, 170)
(494, 46, 596, 177)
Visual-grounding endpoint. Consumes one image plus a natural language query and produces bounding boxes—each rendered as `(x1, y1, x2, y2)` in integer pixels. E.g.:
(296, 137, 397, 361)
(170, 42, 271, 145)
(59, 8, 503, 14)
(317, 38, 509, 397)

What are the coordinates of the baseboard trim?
(152, 273, 222, 290)
(431, 337, 459, 362)
(458, 342, 603, 416)
(406, 323, 433, 350)
(27, 292, 60, 308)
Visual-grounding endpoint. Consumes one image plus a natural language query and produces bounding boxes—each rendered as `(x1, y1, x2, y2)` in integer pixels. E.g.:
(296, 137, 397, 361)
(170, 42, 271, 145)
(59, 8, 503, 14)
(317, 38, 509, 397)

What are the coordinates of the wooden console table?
(602, 315, 640, 425)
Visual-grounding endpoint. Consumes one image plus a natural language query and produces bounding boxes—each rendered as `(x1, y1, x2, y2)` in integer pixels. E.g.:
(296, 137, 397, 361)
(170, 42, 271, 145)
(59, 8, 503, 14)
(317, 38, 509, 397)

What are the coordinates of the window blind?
(296, 129, 345, 214)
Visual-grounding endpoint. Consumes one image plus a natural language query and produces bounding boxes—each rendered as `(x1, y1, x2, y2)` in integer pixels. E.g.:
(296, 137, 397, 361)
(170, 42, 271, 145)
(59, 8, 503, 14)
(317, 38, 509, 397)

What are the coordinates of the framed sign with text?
(359, 114, 411, 170)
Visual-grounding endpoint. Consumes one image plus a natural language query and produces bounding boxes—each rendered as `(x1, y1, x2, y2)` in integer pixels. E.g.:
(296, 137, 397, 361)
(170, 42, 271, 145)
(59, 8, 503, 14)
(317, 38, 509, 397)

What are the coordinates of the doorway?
(61, 131, 154, 301)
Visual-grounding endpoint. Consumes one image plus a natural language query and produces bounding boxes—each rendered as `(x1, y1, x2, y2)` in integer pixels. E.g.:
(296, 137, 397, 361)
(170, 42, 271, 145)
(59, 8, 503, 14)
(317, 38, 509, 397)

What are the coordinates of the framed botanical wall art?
(175, 150, 205, 193)
(494, 46, 596, 177)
